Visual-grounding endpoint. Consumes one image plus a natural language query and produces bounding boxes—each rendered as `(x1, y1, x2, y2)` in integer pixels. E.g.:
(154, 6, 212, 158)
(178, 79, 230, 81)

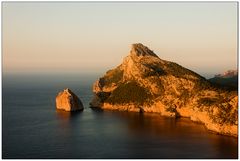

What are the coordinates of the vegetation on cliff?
(101, 66, 124, 87)
(105, 81, 153, 105)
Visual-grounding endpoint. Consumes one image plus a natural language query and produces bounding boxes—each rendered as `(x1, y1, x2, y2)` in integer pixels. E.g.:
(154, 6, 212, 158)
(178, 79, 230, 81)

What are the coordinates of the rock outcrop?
(56, 88, 84, 112)
(90, 43, 238, 137)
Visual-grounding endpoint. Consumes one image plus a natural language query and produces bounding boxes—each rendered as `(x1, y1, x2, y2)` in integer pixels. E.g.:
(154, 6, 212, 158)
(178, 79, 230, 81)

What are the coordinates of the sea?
(2, 73, 238, 159)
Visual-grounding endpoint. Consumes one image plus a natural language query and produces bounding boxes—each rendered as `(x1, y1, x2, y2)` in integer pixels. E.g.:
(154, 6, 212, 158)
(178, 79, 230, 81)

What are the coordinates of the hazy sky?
(3, 2, 237, 78)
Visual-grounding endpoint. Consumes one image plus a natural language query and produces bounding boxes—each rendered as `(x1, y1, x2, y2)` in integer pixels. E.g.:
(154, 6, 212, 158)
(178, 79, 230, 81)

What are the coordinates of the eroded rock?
(56, 88, 84, 112)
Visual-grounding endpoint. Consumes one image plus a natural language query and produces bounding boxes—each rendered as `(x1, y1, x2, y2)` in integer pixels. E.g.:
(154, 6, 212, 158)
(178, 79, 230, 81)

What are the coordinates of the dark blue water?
(2, 74, 238, 159)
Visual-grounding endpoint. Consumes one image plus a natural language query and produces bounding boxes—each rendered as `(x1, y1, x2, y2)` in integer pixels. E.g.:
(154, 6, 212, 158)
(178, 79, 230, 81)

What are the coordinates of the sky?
(2, 2, 238, 78)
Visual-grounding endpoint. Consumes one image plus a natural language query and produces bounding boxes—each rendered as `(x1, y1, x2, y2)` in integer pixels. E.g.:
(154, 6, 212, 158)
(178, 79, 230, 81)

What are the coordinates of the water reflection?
(208, 134, 238, 158)
(93, 110, 238, 158)
(53, 108, 237, 158)
(55, 110, 83, 138)
(55, 110, 83, 121)
(107, 111, 206, 137)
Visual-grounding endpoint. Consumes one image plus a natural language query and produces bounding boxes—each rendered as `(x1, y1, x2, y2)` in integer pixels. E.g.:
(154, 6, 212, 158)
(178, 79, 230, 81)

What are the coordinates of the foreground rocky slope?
(90, 43, 238, 137)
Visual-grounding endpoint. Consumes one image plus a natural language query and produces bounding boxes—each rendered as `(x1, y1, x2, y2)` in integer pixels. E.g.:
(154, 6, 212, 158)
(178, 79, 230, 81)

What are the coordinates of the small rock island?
(56, 88, 84, 112)
(90, 43, 238, 137)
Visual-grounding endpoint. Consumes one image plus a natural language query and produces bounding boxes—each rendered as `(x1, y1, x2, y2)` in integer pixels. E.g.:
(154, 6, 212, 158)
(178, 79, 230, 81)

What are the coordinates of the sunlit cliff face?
(91, 43, 238, 137)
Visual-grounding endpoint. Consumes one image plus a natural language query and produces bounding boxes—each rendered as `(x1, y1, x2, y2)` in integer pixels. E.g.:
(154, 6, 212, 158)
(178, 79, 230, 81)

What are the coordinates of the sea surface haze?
(2, 74, 238, 159)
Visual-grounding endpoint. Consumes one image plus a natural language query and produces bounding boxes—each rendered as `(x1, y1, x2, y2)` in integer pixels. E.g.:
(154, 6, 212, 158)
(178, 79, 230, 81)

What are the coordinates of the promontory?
(90, 43, 238, 137)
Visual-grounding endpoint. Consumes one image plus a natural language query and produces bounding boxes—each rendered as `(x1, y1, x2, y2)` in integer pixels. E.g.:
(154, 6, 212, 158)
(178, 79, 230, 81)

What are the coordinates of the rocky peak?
(122, 43, 203, 82)
(120, 43, 164, 80)
(130, 43, 158, 58)
(64, 88, 72, 93)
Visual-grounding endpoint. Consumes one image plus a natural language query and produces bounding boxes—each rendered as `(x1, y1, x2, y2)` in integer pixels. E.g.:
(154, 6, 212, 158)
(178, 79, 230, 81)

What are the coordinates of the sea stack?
(56, 88, 84, 112)
(90, 43, 238, 137)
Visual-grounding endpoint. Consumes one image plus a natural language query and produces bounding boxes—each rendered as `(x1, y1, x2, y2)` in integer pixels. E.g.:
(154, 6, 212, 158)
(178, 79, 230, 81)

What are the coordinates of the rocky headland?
(90, 43, 238, 137)
(56, 88, 84, 112)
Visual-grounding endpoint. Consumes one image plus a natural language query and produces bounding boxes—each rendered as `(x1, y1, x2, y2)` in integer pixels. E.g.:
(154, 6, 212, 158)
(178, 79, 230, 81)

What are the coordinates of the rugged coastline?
(90, 43, 238, 137)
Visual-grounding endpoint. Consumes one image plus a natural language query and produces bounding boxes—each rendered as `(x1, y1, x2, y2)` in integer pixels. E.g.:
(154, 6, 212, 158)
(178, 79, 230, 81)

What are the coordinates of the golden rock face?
(91, 43, 238, 137)
(56, 88, 84, 112)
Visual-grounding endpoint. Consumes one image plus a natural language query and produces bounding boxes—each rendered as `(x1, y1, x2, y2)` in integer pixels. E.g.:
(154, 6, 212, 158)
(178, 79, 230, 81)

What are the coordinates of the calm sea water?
(2, 74, 238, 159)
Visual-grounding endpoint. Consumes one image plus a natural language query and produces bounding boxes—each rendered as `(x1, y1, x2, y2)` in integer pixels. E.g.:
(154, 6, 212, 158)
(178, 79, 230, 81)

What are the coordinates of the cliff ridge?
(90, 43, 238, 137)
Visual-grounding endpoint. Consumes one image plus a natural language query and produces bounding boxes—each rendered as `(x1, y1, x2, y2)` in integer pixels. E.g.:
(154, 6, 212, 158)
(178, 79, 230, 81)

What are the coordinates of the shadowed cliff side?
(90, 43, 238, 137)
